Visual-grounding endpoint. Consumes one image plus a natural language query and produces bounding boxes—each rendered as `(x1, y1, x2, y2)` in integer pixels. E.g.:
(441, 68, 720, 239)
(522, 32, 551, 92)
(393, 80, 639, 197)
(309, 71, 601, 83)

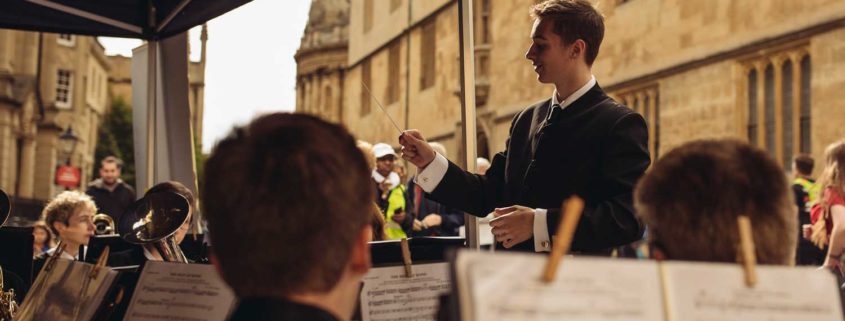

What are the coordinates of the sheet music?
(360, 262, 451, 321)
(661, 261, 844, 321)
(15, 259, 119, 321)
(123, 262, 236, 321)
(455, 250, 665, 321)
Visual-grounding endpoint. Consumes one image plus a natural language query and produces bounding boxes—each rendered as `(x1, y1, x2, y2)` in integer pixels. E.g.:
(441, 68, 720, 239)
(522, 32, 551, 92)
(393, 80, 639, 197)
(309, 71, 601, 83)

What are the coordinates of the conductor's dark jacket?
(428, 84, 650, 253)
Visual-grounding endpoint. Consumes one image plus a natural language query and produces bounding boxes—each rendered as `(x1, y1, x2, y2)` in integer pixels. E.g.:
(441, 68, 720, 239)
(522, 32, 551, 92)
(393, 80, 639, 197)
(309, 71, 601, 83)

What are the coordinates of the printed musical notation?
(123, 262, 237, 321)
(455, 251, 665, 321)
(661, 261, 843, 321)
(360, 263, 451, 321)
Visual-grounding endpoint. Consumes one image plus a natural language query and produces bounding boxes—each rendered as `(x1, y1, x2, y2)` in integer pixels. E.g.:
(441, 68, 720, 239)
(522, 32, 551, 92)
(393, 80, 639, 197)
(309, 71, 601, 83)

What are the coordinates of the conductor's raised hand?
(399, 130, 436, 169)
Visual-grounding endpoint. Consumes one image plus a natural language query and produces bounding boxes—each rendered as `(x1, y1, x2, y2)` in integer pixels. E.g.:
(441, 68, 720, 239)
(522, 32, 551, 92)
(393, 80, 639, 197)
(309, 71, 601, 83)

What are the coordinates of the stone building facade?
(298, 0, 845, 176)
(0, 31, 109, 203)
(0, 27, 208, 206)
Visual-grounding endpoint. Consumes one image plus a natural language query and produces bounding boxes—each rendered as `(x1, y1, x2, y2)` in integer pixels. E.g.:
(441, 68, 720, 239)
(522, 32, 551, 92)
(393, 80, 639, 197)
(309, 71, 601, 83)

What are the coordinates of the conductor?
(399, 0, 650, 254)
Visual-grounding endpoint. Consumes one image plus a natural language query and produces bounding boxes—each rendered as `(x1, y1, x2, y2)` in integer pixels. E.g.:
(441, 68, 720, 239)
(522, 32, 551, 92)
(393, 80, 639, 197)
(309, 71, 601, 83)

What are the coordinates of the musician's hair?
(635, 139, 796, 265)
(41, 191, 97, 236)
(202, 113, 373, 297)
(530, 0, 605, 66)
(793, 153, 814, 176)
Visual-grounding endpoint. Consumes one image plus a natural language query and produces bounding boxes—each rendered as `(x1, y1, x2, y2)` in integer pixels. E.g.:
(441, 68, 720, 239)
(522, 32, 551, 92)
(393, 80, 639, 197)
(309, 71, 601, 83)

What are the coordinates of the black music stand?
(0, 226, 34, 286)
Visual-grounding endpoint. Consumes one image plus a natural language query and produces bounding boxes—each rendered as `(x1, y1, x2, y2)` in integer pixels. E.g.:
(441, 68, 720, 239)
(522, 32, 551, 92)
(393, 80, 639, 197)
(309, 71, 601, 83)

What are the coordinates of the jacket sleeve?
(547, 112, 650, 252)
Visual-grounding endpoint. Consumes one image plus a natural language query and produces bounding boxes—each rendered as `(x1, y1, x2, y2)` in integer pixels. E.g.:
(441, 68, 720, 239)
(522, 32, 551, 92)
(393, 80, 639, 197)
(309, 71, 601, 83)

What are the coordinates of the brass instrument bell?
(119, 191, 190, 263)
(93, 213, 116, 236)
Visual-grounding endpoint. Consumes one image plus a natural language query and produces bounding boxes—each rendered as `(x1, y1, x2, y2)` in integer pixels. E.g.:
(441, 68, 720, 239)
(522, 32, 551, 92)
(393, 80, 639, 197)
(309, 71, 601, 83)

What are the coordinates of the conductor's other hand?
(489, 205, 535, 249)
(399, 130, 436, 169)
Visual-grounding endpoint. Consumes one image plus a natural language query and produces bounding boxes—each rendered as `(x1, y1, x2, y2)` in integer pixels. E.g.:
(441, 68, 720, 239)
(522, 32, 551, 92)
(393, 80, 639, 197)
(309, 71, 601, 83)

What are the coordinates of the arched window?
(764, 65, 776, 158)
(781, 61, 793, 169)
(800, 56, 811, 153)
(747, 69, 758, 146)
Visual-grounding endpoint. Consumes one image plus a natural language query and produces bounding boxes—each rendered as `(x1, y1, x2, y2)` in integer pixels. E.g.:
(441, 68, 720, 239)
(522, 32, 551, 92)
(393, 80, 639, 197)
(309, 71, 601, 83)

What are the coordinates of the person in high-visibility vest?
(793, 153, 824, 265)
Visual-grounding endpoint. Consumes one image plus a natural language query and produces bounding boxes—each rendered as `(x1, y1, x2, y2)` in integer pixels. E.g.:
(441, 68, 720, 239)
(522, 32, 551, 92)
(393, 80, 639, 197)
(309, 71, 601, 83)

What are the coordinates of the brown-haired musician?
(634, 139, 796, 264)
(203, 113, 374, 321)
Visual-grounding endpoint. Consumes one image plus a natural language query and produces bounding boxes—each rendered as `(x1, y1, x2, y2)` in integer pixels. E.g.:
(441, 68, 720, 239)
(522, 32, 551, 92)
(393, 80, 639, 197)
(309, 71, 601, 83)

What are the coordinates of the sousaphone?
(119, 191, 190, 263)
(0, 189, 18, 321)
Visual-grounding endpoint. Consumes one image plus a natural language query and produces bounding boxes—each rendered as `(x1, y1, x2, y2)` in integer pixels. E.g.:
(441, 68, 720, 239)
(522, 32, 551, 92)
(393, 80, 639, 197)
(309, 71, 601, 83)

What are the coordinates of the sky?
(99, 0, 312, 153)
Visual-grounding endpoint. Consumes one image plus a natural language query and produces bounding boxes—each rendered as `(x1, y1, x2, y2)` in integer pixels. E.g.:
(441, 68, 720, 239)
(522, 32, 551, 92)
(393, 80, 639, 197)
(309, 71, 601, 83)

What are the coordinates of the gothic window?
(747, 70, 758, 146)
(800, 56, 811, 153)
(615, 86, 659, 160)
(743, 47, 811, 165)
(764, 64, 776, 158)
(781, 61, 793, 169)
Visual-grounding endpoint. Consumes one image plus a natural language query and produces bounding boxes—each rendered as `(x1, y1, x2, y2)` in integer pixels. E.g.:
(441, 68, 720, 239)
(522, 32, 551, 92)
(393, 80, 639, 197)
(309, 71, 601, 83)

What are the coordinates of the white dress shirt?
(415, 75, 596, 252)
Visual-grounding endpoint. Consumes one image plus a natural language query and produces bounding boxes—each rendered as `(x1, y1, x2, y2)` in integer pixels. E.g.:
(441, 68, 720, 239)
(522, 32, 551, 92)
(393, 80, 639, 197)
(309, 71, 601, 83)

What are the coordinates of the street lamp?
(58, 126, 78, 165)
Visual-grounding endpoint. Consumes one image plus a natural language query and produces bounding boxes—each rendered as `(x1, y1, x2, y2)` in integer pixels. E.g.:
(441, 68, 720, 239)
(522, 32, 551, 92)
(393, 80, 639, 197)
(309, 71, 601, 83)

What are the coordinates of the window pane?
(748, 69, 758, 146)
(764, 65, 775, 157)
(800, 56, 811, 153)
(655, 92, 660, 159)
(782, 61, 793, 169)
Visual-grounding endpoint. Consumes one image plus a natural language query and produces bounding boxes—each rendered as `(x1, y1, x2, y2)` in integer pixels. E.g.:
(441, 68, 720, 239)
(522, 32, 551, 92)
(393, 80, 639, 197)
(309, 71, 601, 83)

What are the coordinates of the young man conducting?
(400, 0, 650, 253)
(202, 113, 374, 321)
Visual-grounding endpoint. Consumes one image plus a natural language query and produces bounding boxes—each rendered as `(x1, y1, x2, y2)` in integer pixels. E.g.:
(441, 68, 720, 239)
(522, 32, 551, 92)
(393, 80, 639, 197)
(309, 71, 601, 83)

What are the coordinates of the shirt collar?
(552, 75, 596, 109)
(46, 246, 84, 260)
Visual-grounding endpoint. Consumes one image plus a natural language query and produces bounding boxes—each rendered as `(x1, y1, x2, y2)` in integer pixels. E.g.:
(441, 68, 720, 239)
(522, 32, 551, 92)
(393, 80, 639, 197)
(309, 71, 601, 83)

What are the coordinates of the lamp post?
(58, 126, 78, 165)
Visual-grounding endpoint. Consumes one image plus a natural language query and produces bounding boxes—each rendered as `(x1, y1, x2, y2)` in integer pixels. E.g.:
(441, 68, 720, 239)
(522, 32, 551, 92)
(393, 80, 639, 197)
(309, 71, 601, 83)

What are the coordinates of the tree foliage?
(94, 97, 136, 188)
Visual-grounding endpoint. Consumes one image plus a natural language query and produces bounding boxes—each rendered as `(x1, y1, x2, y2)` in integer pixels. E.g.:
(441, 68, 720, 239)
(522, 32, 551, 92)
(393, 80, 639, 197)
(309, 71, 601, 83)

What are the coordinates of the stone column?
(18, 135, 36, 198)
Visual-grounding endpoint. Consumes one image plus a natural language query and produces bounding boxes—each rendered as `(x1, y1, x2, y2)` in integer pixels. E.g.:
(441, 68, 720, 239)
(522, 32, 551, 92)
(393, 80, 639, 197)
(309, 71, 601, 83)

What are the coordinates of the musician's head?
(41, 191, 96, 249)
(203, 113, 373, 314)
(526, 0, 604, 84)
(635, 139, 796, 265)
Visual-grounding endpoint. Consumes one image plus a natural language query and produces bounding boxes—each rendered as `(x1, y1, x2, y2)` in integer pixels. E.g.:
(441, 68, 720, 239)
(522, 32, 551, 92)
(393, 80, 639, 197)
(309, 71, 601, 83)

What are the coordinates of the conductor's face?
(525, 17, 574, 85)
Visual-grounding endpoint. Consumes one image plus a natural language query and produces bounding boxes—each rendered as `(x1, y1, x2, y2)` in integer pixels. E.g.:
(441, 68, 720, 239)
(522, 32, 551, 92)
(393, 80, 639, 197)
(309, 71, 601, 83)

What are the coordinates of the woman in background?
(31, 221, 54, 258)
(810, 140, 845, 272)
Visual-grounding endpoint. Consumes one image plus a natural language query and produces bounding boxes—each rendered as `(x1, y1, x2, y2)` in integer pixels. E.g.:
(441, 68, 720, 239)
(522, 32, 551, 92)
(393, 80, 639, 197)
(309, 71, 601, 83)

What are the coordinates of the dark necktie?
(548, 103, 562, 124)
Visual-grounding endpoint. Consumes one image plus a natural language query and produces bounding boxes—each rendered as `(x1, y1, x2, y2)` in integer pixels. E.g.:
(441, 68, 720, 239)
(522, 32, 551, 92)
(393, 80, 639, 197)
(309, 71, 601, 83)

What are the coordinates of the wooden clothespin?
(90, 246, 110, 279)
(400, 238, 413, 277)
(541, 196, 585, 283)
(44, 242, 68, 272)
(737, 215, 757, 287)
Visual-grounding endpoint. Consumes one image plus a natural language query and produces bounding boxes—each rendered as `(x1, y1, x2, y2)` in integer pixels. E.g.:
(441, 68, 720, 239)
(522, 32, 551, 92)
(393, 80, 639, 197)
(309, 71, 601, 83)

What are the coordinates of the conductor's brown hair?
(634, 139, 796, 265)
(202, 113, 374, 297)
(530, 0, 605, 66)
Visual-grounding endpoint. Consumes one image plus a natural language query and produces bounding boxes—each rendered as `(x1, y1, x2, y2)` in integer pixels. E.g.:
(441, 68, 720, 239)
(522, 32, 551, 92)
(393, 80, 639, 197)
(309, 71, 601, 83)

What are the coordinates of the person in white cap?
(372, 143, 409, 239)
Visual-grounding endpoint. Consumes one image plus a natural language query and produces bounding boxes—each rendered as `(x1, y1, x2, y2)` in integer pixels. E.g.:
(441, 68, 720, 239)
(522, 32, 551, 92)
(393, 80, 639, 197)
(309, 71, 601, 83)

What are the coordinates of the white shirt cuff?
(414, 153, 449, 193)
(534, 208, 551, 252)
